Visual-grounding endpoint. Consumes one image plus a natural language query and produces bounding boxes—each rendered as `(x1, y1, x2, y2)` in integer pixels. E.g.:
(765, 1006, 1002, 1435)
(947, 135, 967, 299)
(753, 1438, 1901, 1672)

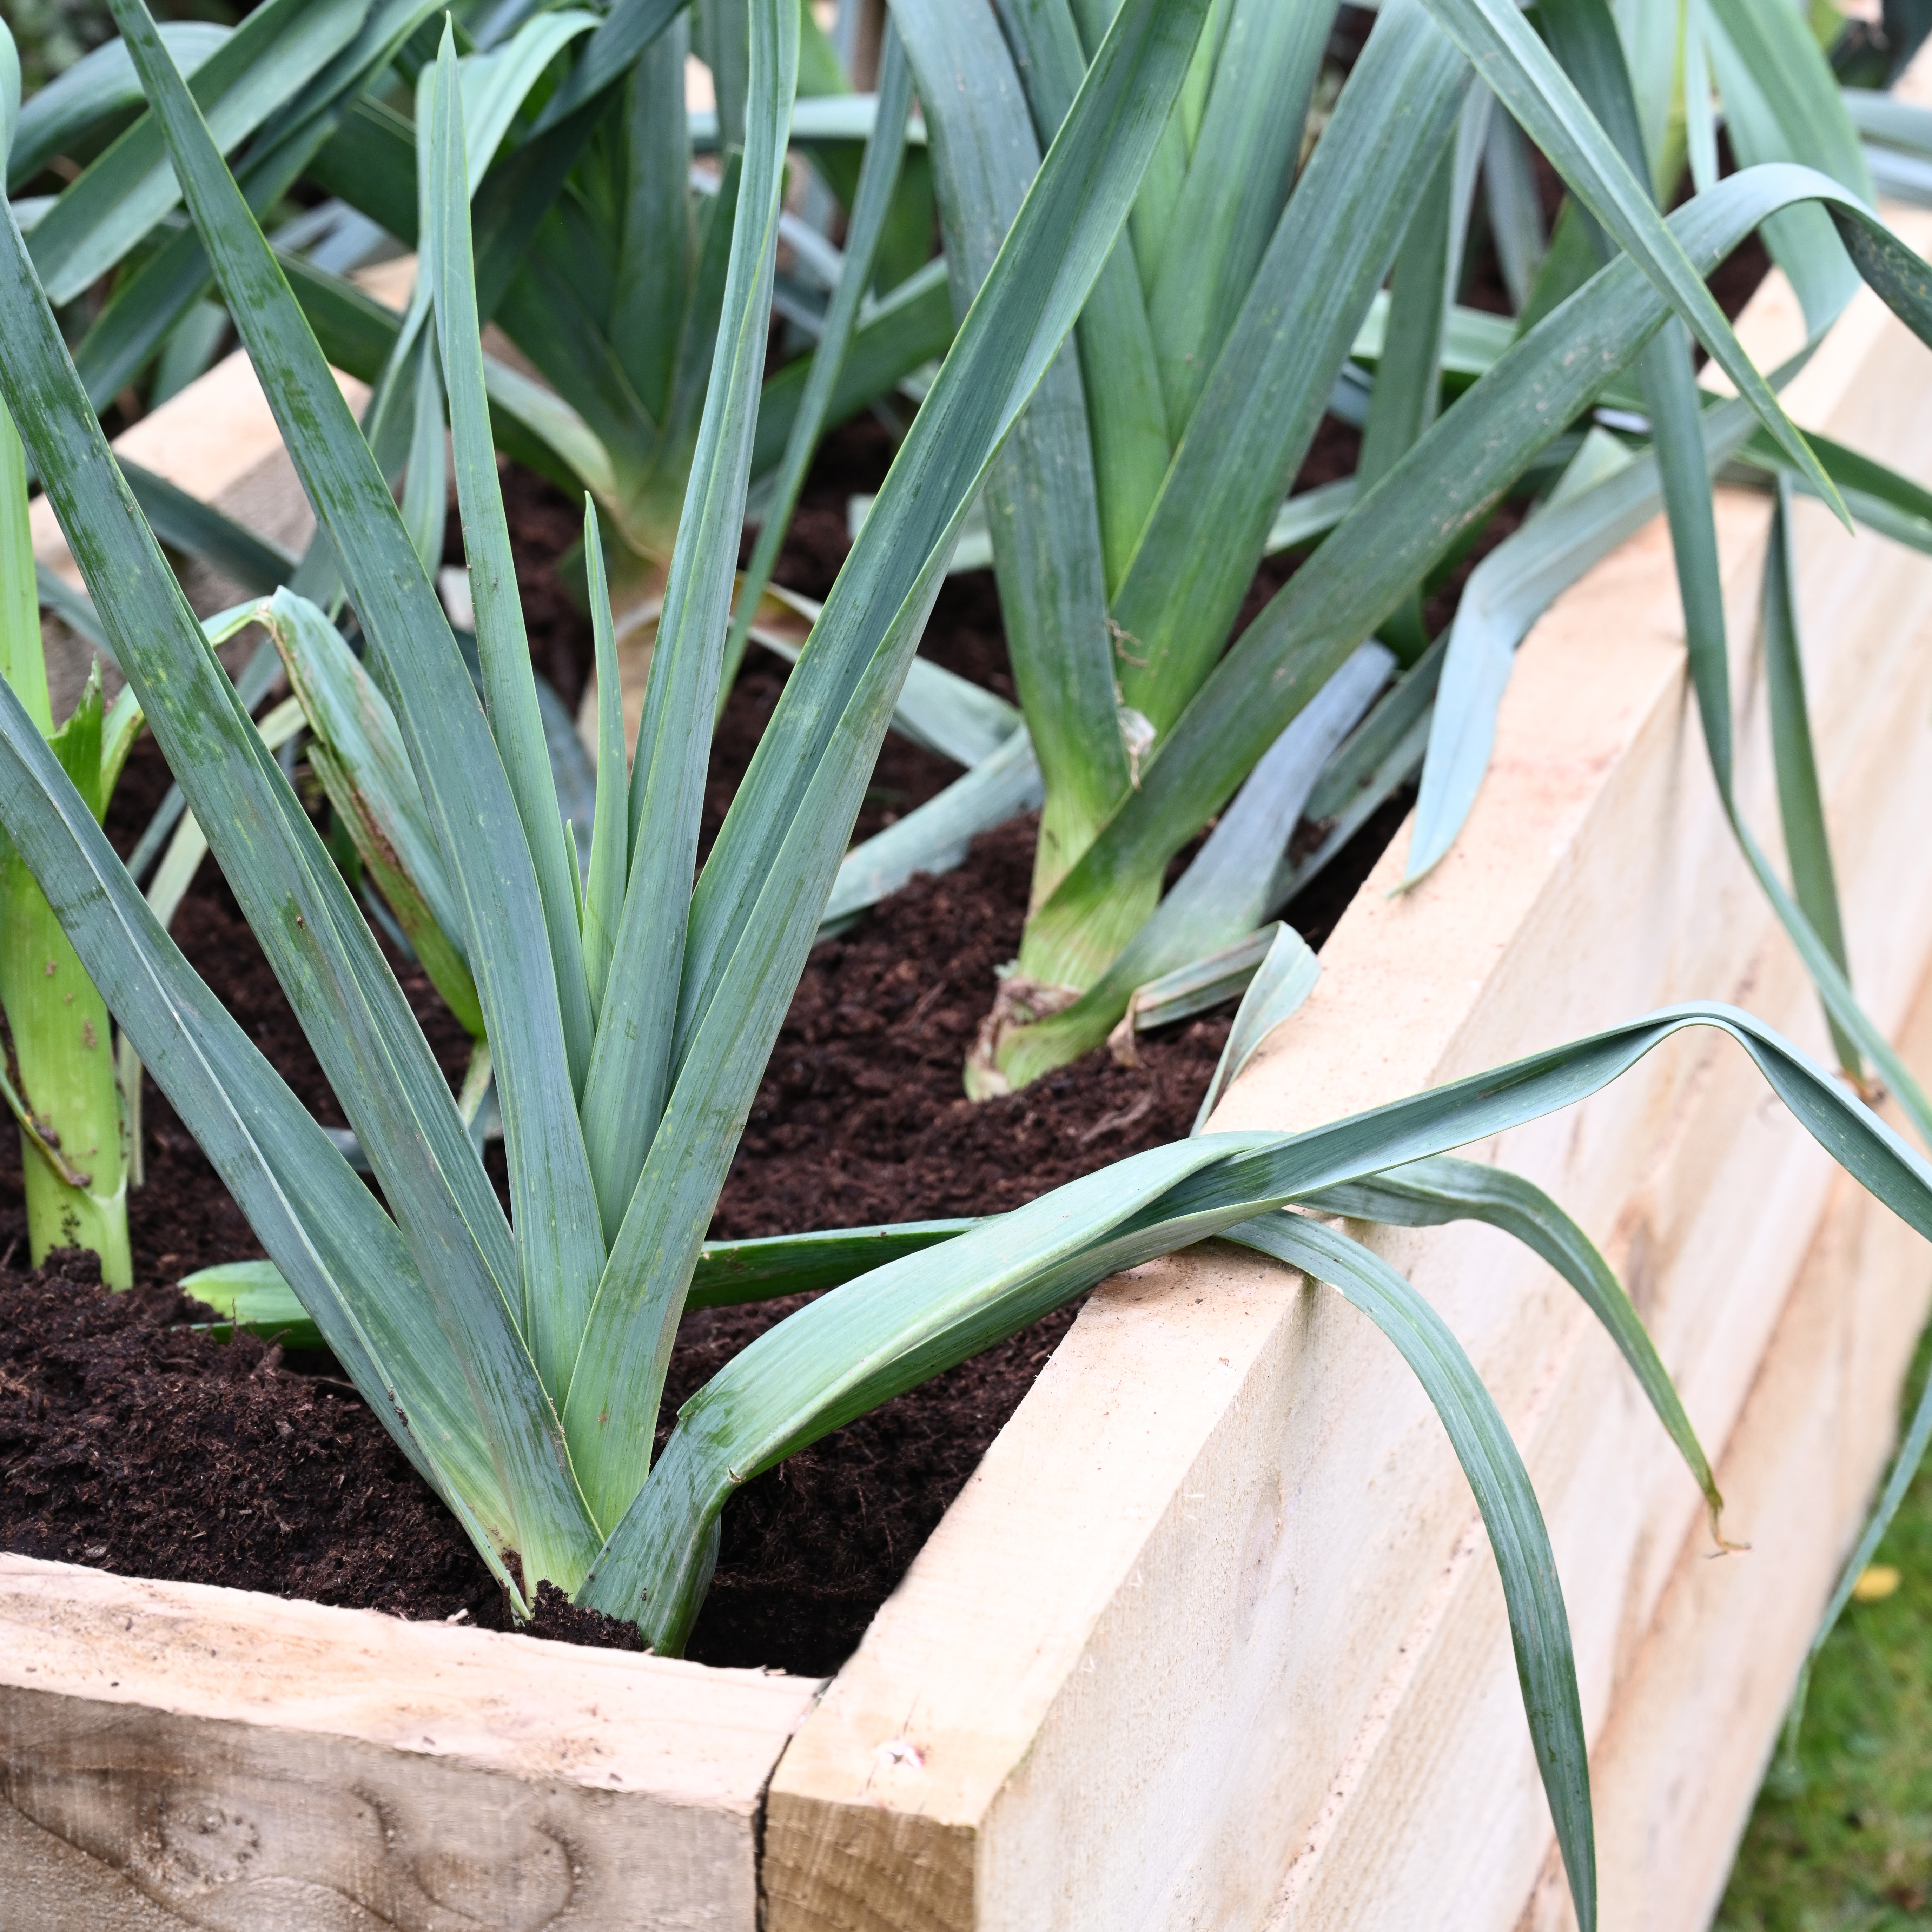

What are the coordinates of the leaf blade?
(1418, 0, 1847, 518)
(574, 0, 799, 1261)
(1226, 1210, 1596, 1931)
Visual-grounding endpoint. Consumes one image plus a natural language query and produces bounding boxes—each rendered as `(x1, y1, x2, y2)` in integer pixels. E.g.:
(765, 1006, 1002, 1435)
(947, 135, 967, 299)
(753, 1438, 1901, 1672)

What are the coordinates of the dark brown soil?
(0, 806, 1236, 1673)
(0, 1255, 509, 1622)
(714, 816, 1230, 1240)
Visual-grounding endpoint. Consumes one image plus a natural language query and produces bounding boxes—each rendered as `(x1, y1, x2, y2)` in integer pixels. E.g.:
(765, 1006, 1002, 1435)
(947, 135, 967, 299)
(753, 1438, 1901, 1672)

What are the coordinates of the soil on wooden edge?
(0, 201, 1769, 1672)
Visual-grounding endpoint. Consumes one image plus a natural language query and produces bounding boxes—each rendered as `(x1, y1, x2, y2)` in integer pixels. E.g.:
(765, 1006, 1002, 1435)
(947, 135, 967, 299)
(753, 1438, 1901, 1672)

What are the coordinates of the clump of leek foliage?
(9, 0, 990, 1050)
(8, 13, 1932, 1932)
(7, 0, 448, 422)
(8, 0, 943, 672)
(283, 0, 951, 648)
(817, 0, 1932, 1105)
(267, 0, 1932, 1119)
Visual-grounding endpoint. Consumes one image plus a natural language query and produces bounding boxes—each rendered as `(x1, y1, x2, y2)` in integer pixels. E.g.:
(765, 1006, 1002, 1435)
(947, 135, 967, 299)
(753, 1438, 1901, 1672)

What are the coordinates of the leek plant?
(11, 13, 1932, 1931)
(0, 398, 140, 1284)
(1, 32, 138, 1283)
(838, 0, 1932, 1103)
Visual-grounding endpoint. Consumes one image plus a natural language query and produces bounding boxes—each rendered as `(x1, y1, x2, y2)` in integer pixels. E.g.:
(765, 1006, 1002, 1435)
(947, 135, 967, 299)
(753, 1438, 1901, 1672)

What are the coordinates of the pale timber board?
(763, 209, 1932, 1930)
(0, 1556, 821, 1930)
(1261, 213, 1932, 1931)
(1520, 971, 1932, 1931)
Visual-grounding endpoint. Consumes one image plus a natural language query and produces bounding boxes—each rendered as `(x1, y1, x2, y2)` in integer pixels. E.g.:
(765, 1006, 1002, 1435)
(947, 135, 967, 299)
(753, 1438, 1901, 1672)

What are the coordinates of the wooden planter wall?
(9, 203, 1932, 1932)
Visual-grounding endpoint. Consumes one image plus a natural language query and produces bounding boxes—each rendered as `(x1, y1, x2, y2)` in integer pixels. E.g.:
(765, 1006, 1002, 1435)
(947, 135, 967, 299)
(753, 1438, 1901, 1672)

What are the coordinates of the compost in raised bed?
(0, 419, 1402, 1674)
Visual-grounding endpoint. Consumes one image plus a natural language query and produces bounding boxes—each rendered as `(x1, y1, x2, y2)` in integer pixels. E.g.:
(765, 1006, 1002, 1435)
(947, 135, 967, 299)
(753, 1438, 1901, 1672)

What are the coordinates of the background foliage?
(9, 0, 233, 94)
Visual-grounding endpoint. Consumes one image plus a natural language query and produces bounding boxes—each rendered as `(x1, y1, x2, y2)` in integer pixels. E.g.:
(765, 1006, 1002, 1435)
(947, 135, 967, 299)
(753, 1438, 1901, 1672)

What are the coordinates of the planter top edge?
(0, 1554, 822, 1808)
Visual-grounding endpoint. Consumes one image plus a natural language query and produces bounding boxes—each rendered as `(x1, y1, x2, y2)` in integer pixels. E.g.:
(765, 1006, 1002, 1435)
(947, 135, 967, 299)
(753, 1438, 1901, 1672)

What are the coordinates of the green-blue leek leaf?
(573, 0, 796, 1260)
(1226, 1209, 1595, 1932)
(110, 0, 610, 1422)
(1295, 1156, 1723, 1533)
(426, 29, 597, 1103)
(1017, 167, 1932, 1037)
(717, 18, 912, 714)
(895, 0, 1125, 909)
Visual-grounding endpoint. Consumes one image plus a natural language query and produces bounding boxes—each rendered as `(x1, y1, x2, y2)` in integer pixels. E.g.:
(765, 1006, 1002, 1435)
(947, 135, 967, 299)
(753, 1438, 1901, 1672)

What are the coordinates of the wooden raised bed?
(8, 206, 1932, 1928)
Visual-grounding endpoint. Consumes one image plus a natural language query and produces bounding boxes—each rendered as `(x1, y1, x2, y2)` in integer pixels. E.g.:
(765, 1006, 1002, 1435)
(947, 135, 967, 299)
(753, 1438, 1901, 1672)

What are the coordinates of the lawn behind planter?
(1719, 1323, 1932, 1930)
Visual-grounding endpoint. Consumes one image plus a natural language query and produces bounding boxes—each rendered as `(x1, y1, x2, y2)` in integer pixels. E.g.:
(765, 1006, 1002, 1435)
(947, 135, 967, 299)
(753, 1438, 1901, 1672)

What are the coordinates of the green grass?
(1718, 1326, 1932, 1930)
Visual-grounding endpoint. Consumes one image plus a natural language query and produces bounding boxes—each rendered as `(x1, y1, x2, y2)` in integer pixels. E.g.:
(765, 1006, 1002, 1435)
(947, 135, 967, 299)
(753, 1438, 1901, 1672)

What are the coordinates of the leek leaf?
(994, 642, 1387, 1086)
(588, 999, 1932, 1704)
(1762, 477, 1859, 1074)
(8, 22, 227, 188)
(1189, 924, 1321, 1133)
(581, 500, 626, 1019)
(574, 0, 796, 1266)
(896, 0, 1124, 906)
(427, 30, 597, 1110)
(1145, 0, 1336, 436)
(1107, 2, 1471, 742)
(1404, 405, 1748, 887)
(990, 0, 1170, 595)
(264, 591, 486, 1038)
(1227, 1210, 1596, 1931)
(718, 20, 912, 714)
(0, 671, 571, 1600)
(68, 0, 439, 410)
(1296, 1156, 1723, 1532)
(610, 9, 689, 430)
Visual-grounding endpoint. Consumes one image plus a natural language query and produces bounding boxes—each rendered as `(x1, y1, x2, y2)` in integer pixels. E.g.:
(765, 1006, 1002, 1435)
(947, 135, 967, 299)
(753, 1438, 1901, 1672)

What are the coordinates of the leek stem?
(0, 401, 132, 1285)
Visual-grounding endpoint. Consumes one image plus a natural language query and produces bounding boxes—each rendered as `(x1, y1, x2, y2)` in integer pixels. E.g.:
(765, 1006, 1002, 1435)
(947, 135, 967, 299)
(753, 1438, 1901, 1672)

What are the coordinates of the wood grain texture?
(1520, 961, 1932, 1930)
(762, 197, 1932, 1931)
(0, 1558, 820, 1930)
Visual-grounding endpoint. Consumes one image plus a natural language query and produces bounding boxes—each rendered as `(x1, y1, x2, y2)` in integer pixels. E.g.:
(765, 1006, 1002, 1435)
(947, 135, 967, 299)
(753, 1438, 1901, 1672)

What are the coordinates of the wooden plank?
(30, 348, 360, 590)
(0, 1555, 821, 1930)
(763, 204, 1932, 1930)
(763, 1246, 1312, 1930)
(1256, 207, 1932, 1932)
(1519, 958, 1932, 1930)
